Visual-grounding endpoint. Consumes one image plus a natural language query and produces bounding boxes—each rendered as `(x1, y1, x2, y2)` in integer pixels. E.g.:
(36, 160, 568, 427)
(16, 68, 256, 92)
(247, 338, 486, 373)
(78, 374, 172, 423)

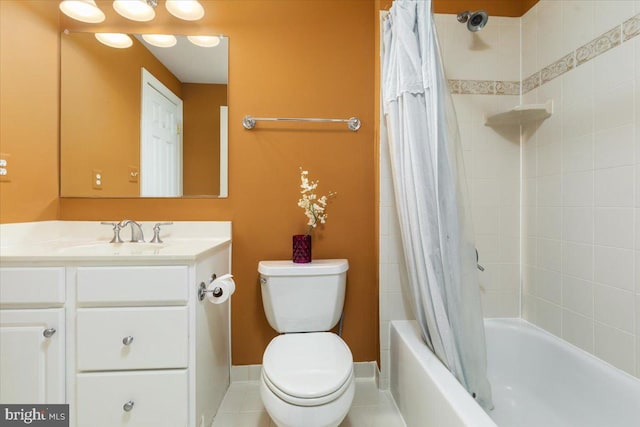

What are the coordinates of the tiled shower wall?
(521, 1, 640, 377)
(378, 14, 521, 389)
(439, 15, 522, 318)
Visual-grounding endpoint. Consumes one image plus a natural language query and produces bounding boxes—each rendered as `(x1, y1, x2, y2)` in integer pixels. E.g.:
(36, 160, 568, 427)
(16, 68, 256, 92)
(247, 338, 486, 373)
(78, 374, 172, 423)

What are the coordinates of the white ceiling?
(135, 34, 228, 84)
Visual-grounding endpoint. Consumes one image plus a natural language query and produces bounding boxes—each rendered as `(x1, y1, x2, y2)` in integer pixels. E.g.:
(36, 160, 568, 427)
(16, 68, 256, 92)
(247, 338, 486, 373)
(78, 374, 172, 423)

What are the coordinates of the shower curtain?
(381, 0, 493, 410)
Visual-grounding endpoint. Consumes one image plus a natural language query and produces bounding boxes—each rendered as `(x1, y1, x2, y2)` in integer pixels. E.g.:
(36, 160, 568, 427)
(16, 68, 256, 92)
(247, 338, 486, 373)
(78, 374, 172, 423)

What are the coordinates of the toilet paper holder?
(197, 273, 224, 302)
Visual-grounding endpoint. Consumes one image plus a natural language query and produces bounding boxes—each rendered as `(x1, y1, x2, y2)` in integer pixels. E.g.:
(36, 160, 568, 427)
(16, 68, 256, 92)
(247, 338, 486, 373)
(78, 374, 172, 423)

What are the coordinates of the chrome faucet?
(119, 219, 145, 243)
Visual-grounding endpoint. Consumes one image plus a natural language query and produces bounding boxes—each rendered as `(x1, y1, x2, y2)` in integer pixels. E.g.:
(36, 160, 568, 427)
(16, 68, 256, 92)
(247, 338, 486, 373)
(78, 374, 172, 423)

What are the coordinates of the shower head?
(456, 10, 489, 32)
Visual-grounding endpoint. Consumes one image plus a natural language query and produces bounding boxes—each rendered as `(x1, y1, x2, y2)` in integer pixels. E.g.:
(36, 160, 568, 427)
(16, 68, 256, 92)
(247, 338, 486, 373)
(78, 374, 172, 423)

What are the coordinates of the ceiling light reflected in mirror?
(95, 32, 133, 48)
(187, 35, 221, 48)
(142, 34, 177, 48)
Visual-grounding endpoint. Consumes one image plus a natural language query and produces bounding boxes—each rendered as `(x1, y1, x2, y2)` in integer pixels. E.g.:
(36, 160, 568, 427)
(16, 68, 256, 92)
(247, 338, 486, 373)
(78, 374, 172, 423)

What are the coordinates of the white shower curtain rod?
(242, 115, 361, 131)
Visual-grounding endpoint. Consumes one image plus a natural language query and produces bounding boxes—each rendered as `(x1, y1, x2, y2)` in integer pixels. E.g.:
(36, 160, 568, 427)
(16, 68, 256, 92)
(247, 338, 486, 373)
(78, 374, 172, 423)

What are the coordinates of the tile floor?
(211, 378, 407, 427)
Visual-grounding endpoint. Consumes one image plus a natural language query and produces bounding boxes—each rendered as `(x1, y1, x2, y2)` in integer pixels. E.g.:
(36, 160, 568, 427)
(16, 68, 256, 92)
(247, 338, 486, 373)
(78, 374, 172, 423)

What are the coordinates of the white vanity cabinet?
(70, 248, 231, 427)
(0, 267, 66, 404)
(0, 220, 233, 427)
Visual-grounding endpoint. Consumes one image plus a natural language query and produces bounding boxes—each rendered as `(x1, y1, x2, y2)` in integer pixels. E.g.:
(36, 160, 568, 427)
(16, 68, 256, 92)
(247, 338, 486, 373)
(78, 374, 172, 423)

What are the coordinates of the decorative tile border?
(448, 79, 461, 94)
(460, 80, 495, 95)
(522, 72, 540, 93)
(524, 12, 638, 94)
(623, 14, 640, 41)
(541, 52, 575, 84)
(448, 79, 519, 96)
(576, 26, 621, 66)
(449, 13, 640, 96)
(495, 81, 520, 96)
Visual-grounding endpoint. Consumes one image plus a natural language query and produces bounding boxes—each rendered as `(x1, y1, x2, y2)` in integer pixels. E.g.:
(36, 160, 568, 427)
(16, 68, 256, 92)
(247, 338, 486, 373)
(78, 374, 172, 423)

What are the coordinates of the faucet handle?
(101, 222, 124, 243)
(150, 222, 173, 244)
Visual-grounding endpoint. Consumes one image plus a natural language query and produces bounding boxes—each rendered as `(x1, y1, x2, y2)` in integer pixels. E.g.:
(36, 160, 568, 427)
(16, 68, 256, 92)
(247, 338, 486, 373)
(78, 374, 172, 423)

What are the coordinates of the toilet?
(258, 259, 354, 427)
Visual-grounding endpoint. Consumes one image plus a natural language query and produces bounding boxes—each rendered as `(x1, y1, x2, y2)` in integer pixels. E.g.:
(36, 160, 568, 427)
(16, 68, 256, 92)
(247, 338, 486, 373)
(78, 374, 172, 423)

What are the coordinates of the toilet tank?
(258, 259, 349, 333)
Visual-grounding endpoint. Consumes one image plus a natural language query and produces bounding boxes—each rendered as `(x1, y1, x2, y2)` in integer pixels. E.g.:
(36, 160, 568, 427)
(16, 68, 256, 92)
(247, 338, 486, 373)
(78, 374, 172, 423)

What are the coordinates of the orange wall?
(0, 0, 60, 223)
(60, 32, 181, 197)
(58, 0, 377, 365)
(182, 83, 226, 196)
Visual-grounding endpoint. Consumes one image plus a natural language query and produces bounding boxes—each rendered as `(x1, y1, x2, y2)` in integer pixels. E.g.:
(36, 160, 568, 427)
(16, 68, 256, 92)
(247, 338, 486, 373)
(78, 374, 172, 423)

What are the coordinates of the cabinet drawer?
(0, 267, 65, 308)
(77, 307, 188, 371)
(76, 370, 188, 427)
(77, 266, 188, 306)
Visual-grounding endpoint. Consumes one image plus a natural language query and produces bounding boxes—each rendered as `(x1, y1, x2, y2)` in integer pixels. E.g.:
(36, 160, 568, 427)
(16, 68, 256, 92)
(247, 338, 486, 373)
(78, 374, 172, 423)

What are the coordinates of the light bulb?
(187, 35, 221, 48)
(95, 33, 133, 49)
(113, 0, 156, 22)
(142, 34, 178, 48)
(165, 0, 205, 21)
(59, 0, 105, 23)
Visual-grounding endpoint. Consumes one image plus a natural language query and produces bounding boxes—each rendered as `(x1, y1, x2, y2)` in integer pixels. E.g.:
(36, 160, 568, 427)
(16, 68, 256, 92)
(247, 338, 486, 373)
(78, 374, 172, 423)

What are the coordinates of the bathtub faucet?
(119, 219, 145, 243)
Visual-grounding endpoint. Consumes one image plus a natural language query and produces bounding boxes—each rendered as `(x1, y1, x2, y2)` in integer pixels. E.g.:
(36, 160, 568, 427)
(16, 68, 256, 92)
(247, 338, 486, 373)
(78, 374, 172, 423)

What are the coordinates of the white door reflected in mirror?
(141, 68, 183, 197)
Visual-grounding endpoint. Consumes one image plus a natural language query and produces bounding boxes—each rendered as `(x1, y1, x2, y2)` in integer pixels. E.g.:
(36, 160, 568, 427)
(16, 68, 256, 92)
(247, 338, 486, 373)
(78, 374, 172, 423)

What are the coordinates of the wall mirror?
(60, 31, 228, 198)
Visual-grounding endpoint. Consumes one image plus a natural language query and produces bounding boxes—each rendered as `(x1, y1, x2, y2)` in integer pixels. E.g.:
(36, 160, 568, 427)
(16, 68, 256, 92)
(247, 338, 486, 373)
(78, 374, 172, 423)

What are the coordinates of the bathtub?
(389, 319, 640, 427)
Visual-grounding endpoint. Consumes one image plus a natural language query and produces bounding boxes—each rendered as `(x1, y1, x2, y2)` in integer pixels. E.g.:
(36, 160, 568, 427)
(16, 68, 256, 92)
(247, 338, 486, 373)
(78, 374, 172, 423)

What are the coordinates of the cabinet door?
(0, 309, 65, 403)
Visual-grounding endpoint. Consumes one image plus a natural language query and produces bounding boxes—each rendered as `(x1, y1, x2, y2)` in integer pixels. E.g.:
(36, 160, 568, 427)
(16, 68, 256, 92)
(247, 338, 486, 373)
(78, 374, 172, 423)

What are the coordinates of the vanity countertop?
(0, 221, 231, 264)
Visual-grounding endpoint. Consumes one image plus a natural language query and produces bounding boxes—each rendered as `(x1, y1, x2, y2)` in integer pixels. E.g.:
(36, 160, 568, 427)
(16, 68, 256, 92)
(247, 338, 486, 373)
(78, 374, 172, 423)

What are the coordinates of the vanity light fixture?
(95, 33, 133, 49)
(165, 0, 205, 21)
(61, 0, 205, 23)
(59, 0, 105, 23)
(142, 34, 177, 48)
(113, 0, 157, 22)
(187, 35, 221, 48)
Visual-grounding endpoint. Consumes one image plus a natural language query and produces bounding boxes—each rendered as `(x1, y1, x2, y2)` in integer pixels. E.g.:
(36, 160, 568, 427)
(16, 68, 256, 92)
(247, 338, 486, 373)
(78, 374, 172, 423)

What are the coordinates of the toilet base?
(260, 376, 355, 427)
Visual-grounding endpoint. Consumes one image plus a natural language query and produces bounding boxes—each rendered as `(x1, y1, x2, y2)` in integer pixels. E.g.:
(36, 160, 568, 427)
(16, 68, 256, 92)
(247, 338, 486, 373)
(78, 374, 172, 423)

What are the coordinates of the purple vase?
(292, 234, 312, 263)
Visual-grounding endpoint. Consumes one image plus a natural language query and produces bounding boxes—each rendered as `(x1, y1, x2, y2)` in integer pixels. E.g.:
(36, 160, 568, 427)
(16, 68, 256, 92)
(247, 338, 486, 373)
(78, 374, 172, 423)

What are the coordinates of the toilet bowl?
(258, 259, 353, 427)
(260, 332, 354, 427)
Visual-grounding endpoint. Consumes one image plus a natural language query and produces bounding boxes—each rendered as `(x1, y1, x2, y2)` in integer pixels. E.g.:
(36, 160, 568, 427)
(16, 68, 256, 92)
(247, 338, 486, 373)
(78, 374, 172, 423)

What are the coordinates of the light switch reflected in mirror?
(60, 31, 228, 198)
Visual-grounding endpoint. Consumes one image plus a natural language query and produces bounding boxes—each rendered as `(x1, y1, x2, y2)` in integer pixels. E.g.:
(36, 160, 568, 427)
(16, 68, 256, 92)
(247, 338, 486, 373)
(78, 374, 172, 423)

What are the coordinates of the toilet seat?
(262, 332, 353, 407)
(262, 368, 354, 407)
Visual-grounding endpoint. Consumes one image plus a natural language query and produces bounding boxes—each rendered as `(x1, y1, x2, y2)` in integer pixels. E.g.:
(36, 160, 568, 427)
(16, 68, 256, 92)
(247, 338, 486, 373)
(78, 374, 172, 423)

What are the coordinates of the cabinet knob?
(43, 328, 56, 338)
(123, 400, 135, 412)
(122, 336, 134, 346)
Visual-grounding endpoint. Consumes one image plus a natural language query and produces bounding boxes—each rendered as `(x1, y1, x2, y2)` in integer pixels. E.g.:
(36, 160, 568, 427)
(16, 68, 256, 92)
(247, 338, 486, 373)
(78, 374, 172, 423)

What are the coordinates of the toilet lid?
(262, 332, 353, 400)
